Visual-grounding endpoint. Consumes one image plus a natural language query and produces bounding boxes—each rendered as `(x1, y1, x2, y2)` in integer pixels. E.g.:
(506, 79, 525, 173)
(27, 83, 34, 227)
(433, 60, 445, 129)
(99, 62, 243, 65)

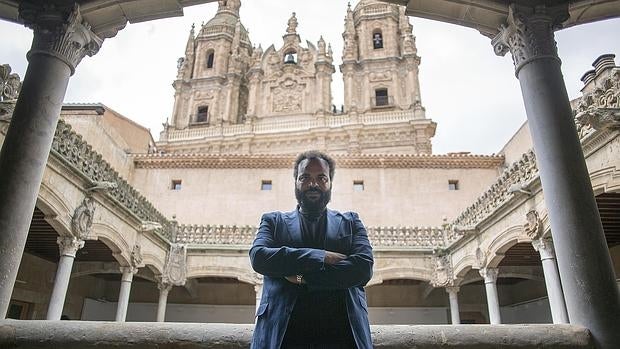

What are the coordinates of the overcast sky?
(1, 1, 618, 155)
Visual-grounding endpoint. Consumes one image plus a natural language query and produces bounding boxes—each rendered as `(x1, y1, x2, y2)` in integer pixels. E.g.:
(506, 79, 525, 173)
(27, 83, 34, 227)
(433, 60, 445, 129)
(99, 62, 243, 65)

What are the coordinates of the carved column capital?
(491, 4, 569, 76)
(532, 238, 556, 261)
(479, 267, 499, 284)
(445, 286, 460, 295)
(119, 266, 138, 281)
(57, 236, 84, 258)
(157, 281, 173, 293)
(19, 3, 103, 75)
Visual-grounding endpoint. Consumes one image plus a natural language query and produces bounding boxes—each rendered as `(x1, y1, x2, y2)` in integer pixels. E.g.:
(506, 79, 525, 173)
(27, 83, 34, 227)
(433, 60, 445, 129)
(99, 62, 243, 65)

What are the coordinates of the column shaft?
(0, 55, 71, 317)
(156, 284, 171, 322)
(46, 256, 74, 320)
(115, 269, 134, 322)
(446, 287, 461, 324)
(533, 239, 569, 324)
(480, 268, 501, 324)
(493, 6, 620, 346)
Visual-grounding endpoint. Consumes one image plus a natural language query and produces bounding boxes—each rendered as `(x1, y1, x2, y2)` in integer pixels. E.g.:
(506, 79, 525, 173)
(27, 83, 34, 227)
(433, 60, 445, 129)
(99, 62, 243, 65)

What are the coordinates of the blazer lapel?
(325, 209, 343, 251)
(283, 209, 302, 246)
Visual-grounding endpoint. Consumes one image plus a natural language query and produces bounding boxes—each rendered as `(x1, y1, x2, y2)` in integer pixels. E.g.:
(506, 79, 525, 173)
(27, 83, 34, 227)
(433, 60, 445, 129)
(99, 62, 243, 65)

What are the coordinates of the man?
(250, 151, 374, 349)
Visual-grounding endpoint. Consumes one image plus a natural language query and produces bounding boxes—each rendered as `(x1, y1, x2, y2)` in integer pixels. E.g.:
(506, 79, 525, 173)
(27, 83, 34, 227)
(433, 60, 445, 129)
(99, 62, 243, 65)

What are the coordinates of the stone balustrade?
(167, 110, 416, 141)
(176, 224, 450, 249)
(0, 320, 594, 348)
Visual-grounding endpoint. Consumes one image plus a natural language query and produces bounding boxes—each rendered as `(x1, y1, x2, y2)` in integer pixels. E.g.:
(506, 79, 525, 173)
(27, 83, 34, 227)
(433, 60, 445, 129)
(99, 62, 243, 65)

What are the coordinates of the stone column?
(492, 4, 620, 347)
(532, 238, 569, 324)
(115, 266, 137, 322)
(0, 3, 103, 317)
(156, 282, 172, 322)
(445, 286, 461, 324)
(479, 267, 501, 324)
(46, 236, 84, 320)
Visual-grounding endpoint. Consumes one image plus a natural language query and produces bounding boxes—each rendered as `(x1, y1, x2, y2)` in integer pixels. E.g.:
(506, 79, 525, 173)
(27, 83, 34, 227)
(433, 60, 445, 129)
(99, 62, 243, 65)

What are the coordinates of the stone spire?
(318, 36, 326, 56)
(342, 3, 357, 61)
(399, 7, 417, 56)
(185, 23, 195, 57)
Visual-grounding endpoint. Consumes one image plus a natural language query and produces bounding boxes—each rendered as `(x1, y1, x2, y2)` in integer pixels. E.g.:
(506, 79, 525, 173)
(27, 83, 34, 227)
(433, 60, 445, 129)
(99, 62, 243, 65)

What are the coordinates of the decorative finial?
(286, 12, 298, 34)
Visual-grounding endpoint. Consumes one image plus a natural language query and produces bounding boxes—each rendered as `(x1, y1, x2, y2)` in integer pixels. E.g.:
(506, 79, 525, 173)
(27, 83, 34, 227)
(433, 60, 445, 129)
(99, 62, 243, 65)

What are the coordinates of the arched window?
(196, 106, 209, 123)
(284, 50, 297, 64)
(375, 88, 389, 106)
(206, 51, 215, 69)
(372, 30, 383, 49)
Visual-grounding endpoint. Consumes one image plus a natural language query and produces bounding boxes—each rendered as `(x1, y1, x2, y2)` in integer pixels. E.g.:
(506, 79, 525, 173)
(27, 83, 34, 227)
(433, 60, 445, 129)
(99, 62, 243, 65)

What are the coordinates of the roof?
(0, 0, 219, 37)
(380, 0, 620, 37)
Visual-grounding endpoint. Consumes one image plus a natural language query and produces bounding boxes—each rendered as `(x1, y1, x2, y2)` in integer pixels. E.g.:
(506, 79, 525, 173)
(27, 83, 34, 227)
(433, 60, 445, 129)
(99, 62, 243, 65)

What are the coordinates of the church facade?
(1, 0, 618, 326)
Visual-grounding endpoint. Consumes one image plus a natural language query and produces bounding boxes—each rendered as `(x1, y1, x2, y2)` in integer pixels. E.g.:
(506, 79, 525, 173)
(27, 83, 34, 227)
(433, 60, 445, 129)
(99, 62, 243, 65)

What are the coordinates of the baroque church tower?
(169, 0, 252, 130)
(341, 0, 434, 153)
(158, 0, 435, 155)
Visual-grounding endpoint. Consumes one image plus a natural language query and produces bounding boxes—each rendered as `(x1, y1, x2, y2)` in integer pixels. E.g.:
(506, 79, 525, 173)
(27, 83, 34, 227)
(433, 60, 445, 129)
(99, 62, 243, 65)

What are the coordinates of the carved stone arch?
(484, 225, 530, 268)
(368, 266, 431, 286)
(35, 196, 72, 237)
(141, 253, 165, 275)
(90, 222, 132, 266)
(590, 166, 620, 195)
(453, 256, 477, 280)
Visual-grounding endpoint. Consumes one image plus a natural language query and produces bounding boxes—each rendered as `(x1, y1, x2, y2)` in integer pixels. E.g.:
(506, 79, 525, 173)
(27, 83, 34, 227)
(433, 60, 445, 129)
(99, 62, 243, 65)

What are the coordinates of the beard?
(295, 187, 331, 213)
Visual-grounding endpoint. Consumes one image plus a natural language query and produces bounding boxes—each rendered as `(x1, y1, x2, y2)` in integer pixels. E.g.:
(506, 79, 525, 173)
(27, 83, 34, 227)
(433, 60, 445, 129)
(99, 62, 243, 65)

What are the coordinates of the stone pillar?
(445, 286, 461, 324)
(115, 267, 137, 322)
(492, 4, 620, 347)
(156, 282, 172, 322)
(46, 236, 84, 320)
(479, 267, 501, 324)
(0, 3, 103, 317)
(532, 238, 569, 324)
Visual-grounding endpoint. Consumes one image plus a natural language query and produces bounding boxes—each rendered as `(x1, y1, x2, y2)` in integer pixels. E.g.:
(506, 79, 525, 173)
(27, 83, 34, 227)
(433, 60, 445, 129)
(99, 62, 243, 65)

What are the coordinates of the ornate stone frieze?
(162, 244, 187, 286)
(453, 150, 538, 229)
(57, 236, 84, 258)
(71, 197, 96, 240)
(19, 4, 103, 75)
(134, 153, 504, 170)
(51, 119, 173, 239)
(492, 4, 569, 76)
(523, 210, 542, 240)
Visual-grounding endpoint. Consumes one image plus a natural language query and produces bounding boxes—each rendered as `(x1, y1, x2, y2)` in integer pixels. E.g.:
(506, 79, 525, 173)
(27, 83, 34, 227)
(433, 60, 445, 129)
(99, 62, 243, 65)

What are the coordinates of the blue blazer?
(249, 209, 374, 349)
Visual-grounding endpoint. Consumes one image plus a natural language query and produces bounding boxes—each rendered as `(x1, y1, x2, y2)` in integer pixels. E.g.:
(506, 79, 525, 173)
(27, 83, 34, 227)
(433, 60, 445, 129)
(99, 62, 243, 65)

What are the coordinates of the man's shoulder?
(328, 209, 361, 221)
(260, 210, 296, 220)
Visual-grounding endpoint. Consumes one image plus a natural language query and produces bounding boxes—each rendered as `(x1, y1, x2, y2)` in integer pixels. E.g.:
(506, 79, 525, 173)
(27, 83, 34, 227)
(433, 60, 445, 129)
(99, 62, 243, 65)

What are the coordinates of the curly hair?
(293, 150, 336, 180)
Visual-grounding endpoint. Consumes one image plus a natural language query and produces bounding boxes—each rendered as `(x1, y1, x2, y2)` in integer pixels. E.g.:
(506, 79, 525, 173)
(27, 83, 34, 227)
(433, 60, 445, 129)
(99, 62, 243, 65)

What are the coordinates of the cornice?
(133, 153, 505, 170)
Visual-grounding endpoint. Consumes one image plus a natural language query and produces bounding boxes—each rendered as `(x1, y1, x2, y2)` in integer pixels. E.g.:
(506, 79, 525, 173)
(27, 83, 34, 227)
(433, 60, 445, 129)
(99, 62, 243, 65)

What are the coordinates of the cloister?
(0, 0, 619, 348)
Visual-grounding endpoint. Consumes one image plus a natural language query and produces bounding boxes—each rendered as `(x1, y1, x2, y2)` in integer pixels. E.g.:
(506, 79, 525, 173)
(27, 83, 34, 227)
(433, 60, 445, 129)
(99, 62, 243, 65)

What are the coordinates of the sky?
(0, 1, 619, 155)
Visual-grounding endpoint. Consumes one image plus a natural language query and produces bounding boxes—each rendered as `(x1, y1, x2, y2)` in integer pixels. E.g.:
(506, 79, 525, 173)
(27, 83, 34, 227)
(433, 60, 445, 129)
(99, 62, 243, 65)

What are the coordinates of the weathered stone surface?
(0, 321, 593, 348)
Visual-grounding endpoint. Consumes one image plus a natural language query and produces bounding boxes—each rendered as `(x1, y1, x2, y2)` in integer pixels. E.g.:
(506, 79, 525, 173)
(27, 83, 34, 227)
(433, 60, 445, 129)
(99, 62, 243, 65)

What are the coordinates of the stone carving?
(272, 78, 304, 113)
(453, 150, 538, 228)
(57, 236, 84, 258)
(492, 4, 569, 75)
(524, 210, 542, 240)
(20, 4, 103, 75)
(162, 244, 187, 286)
(531, 238, 555, 260)
(430, 252, 453, 287)
(369, 71, 391, 82)
(71, 197, 96, 240)
(86, 181, 118, 192)
(0, 64, 21, 101)
(479, 267, 499, 283)
(52, 119, 173, 239)
(574, 68, 620, 137)
(131, 244, 143, 267)
(286, 12, 298, 34)
(475, 247, 487, 269)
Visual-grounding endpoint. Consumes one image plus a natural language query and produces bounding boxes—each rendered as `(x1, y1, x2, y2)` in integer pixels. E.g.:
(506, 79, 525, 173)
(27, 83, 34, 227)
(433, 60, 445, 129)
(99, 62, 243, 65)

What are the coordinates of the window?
(284, 51, 297, 64)
(372, 31, 383, 49)
(448, 180, 459, 191)
(261, 180, 272, 191)
(375, 89, 389, 106)
(196, 106, 209, 123)
(353, 180, 364, 192)
(206, 51, 215, 69)
(171, 180, 182, 190)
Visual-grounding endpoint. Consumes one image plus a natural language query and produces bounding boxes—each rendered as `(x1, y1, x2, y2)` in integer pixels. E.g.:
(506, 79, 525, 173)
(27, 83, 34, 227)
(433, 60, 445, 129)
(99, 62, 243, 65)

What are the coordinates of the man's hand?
(324, 251, 347, 265)
(285, 275, 304, 284)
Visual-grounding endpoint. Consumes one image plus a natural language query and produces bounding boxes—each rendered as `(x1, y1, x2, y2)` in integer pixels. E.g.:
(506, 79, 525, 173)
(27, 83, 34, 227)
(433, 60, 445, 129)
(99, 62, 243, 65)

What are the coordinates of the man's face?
(295, 158, 332, 211)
